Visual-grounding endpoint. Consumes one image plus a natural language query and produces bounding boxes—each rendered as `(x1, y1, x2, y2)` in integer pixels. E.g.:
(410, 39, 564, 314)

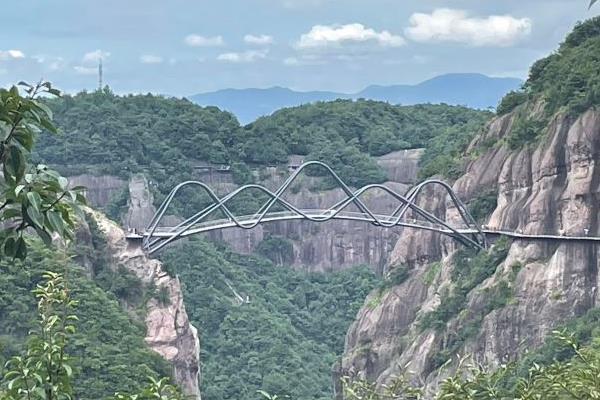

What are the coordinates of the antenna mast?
(98, 58, 103, 91)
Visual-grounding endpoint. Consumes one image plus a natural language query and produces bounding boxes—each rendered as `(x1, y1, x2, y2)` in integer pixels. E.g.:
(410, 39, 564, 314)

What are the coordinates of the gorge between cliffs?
(1, 14, 600, 400)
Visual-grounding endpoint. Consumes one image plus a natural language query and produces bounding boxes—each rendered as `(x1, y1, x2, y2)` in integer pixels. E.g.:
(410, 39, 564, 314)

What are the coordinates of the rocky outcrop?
(89, 210, 201, 399)
(341, 108, 600, 395)
(125, 174, 157, 232)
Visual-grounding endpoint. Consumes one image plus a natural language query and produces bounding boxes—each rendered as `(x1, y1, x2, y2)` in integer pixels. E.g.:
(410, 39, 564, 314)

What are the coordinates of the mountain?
(358, 73, 523, 109)
(340, 15, 600, 396)
(190, 86, 342, 124)
(189, 73, 522, 124)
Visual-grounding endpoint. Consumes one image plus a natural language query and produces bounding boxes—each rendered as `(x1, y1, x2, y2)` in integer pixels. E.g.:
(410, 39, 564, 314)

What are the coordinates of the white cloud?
(296, 23, 405, 49)
(32, 55, 66, 71)
(74, 66, 97, 75)
(244, 34, 274, 45)
(184, 34, 224, 47)
(405, 9, 532, 47)
(0, 50, 25, 60)
(82, 49, 110, 63)
(282, 54, 327, 67)
(140, 54, 163, 64)
(48, 58, 66, 71)
(217, 49, 268, 63)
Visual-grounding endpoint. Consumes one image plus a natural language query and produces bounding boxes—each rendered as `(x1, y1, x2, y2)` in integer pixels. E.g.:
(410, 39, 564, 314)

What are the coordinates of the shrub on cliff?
(498, 16, 600, 118)
(340, 331, 600, 400)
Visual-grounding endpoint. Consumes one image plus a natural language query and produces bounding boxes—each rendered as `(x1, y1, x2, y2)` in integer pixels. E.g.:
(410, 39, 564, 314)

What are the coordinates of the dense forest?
(0, 231, 171, 399)
(33, 94, 490, 192)
(160, 239, 377, 399)
(495, 15, 600, 149)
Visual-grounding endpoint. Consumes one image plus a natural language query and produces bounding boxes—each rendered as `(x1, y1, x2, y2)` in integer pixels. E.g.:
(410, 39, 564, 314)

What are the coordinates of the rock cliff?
(340, 108, 600, 395)
(87, 210, 201, 399)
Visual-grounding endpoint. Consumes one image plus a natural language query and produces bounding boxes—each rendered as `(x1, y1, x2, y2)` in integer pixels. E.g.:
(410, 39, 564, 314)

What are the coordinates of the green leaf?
(12, 146, 25, 181)
(15, 236, 27, 260)
(3, 237, 16, 258)
(13, 129, 34, 151)
(14, 184, 26, 197)
(35, 227, 52, 246)
(47, 211, 64, 236)
(39, 117, 58, 134)
(35, 101, 53, 120)
(75, 192, 87, 205)
(2, 165, 13, 185)
(26, 205, 44, 229)
(26, 191, 42, 211)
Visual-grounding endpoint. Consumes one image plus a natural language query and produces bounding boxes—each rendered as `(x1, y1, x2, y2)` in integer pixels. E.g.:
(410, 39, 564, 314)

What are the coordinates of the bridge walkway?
(125, 209, 600, 243)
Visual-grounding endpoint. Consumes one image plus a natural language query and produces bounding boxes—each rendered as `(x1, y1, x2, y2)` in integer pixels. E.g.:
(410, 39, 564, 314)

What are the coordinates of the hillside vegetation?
(496, 16, 600, 148)
(160, 238, 378, 400)
(0, 234, 171, 400)
(34, 94, 490, 191)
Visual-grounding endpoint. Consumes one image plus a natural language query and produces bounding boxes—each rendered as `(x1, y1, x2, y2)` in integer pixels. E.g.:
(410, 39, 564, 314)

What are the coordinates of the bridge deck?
(126, 209, 600, 243)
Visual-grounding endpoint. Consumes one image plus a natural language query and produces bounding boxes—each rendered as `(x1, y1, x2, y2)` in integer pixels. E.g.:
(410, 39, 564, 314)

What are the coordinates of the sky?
(0, 0, 597, 96)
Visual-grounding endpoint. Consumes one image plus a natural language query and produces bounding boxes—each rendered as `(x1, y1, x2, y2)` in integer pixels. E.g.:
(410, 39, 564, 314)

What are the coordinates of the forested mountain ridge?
(340, 16, 600, 397)
(34, 93, 490, 188)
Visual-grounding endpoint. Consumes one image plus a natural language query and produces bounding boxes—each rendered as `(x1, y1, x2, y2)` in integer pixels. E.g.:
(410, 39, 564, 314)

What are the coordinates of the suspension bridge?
(131, 161, 600, 255)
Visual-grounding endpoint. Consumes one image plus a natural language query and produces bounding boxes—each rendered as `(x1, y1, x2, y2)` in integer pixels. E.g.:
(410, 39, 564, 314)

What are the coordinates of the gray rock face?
(125, 174, 157, 232)
(341, 108, 600, 395)
(209, 149, 424, 272)
(68, 174, 126, 208)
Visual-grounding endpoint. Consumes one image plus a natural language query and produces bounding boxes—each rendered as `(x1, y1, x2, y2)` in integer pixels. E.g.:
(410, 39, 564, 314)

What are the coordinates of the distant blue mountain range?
(190, 73, 522, 124)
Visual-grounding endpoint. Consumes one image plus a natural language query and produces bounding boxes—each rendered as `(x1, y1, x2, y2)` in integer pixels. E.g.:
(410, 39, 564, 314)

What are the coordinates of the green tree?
(337, 331, 600, 399)
(0, 81, 181, 400)
(0, 81, 85, 260)
(1, 272, 76, 400)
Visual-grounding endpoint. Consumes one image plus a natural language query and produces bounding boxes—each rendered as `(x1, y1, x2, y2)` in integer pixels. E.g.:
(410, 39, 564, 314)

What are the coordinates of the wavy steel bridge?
(137, 161, 600, 255)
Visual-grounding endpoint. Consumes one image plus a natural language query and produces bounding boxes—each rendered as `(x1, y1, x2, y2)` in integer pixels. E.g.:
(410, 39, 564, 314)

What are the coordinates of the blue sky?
(0, 0, 596, 95)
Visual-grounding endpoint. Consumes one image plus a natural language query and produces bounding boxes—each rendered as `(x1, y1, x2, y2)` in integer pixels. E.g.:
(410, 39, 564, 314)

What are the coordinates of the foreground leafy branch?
(0, 272, 184, 400)
(0, 81, 85, 260)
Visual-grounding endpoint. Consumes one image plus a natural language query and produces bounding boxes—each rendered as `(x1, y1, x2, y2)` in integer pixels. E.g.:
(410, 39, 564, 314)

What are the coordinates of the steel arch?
(142, 161, 486, 254)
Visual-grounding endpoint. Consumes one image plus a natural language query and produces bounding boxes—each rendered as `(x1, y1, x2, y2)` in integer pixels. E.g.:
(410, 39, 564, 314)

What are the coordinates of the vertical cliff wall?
(88, 210, 201, 399)
(208, 149, 424, 272)
(341, 108, 600, 395)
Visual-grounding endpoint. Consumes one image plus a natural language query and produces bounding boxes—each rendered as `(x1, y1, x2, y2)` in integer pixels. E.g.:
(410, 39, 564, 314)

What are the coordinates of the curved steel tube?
(143, 161, 487, 254)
